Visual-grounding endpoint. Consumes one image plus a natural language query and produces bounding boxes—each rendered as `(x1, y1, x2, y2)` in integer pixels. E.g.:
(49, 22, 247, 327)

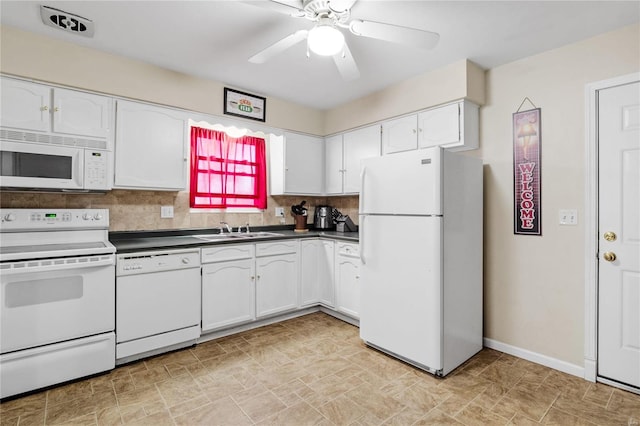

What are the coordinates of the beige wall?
(324, 59, 486, 135)
(478, 24, 639, 366)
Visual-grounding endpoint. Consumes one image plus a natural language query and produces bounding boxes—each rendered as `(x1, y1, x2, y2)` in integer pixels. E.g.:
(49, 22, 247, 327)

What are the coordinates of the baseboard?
(483, 338, 584, 378)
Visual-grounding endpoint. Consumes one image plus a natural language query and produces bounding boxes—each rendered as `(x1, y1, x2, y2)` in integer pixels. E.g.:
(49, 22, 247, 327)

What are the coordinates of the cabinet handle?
(257, 275, 261, 280)
(40, 106, 49, 112)
(356, 275, 360, 279)
(412, 129, 417, 134)
(251, 276, 255, 280)
(54, 107, 60, 112)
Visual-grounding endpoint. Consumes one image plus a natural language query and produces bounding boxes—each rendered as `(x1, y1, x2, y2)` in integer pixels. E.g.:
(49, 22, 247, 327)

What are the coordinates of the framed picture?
(223, 87, 266, 122)
(513, 107, 542, 236)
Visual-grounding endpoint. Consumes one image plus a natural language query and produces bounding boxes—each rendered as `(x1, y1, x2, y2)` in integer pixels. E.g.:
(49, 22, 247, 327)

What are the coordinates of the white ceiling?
(1, 1, 638, 110)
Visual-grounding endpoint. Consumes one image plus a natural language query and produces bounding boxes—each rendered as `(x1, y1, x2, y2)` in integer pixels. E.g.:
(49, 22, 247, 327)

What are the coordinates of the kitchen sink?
(238, 231, 284, 238)
(194, 231, 284, 241)
(194, 234, 245, 241)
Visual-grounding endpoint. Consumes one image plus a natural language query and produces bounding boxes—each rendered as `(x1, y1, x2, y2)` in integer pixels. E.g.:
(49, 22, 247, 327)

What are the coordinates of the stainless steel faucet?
(245, 222, 251, 233)
(220, 221, 232, 233)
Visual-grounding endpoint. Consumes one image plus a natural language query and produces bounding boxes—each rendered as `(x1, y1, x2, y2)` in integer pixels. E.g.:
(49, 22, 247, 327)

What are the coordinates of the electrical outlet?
(559, 209, 577, 225)
(275, 207, 285, 217)
(161, 205, 174, 219)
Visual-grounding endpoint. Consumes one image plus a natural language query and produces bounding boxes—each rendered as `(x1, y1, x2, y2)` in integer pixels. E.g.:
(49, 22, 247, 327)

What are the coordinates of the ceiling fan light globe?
(308, 25, 344, 56)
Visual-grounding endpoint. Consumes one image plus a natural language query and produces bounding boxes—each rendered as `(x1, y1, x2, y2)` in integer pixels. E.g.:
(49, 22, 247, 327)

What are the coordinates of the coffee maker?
(313, 206, 334, 229)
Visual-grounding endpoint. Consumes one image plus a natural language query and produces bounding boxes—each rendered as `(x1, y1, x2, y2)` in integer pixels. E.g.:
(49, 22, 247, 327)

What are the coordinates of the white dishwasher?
(116, 248, 201, 364)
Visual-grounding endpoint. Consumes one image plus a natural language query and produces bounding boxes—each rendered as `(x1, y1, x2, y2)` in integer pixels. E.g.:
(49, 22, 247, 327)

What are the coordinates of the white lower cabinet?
(256, 241, 299, 318)
(335, 242, 361, 319)
(202, 259, 256, 332)
(200, 239, 358, 334)
(300, 239, 335, 308)
(201, 244, 256, 332)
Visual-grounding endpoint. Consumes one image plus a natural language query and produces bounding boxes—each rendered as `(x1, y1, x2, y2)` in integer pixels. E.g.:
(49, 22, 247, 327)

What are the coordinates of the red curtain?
(190, 127, 267, 209)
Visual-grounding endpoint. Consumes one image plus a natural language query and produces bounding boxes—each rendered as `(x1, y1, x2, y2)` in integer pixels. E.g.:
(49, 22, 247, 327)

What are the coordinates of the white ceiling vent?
(40, 5, 94, 38)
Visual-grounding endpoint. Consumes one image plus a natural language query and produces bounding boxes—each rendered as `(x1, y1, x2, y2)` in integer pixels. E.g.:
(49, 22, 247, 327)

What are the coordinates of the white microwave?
(0, 140, 110, 192)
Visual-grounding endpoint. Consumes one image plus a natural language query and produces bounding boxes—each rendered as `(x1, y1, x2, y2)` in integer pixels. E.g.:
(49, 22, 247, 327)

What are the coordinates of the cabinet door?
(382, 115, 418, 154)
(114, 100, 187, 190)
(300, 240, 320, 307)
(335, 255, 361, 319)
(284, 133, 324, 194)
(0, 78, 51, 132)
(343, 125, 380, 193)
(325, 134, 344, 194)
(256, 254, 298, 318)
(202, 259, 255, 332)
(418, 103, 460, 149)
(318, 240, 335, 308)
(52, 88, 112, 139)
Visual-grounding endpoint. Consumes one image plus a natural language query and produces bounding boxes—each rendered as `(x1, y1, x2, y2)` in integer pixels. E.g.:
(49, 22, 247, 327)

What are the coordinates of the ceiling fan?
(246, 0, 440, 81)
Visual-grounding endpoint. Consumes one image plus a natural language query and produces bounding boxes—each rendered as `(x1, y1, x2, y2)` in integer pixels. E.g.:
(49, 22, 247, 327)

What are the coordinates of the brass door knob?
(603, 252, 617, 262)
(603, 231, 617, 242)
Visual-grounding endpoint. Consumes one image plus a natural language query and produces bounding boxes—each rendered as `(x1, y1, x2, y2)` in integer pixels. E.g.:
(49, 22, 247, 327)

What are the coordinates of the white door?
(359, 215, 442, 370)
(360, 147, 442, 215)
(114, 100, 187, 190)
(284, 133, 324, 194)
(202, 259, 255, 332)
(325, 134, 344, 194)
(418, 103, 460, 149)
(52, 88, 112, 139)
(256, 254, 298, 318)
(0, 78, 51, 132)
(343, 125, 380, 193)
(382, 115, 417, 154)
(598, 81, 640, 389)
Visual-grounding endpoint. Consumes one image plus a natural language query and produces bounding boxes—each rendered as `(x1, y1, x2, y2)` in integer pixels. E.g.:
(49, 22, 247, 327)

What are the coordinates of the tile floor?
(1, 313, 639, 425)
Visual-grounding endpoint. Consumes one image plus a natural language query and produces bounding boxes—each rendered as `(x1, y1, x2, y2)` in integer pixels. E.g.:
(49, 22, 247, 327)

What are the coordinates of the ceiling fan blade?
(248, 30, 309, 64)
(329, 0, 358, 13)
(333, 42, 360, 81)
(243, 1, 305, 17)
(349, 19, 439, 50)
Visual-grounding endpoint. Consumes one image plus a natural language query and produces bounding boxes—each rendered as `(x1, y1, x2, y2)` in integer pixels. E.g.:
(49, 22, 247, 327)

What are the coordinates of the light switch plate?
(559, 209, 578, 225)
(275, 207, 285, 217)
(161, 205, 174, 219)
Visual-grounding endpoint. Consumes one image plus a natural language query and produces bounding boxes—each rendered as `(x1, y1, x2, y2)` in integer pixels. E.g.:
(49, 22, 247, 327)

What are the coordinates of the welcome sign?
(513, 108, 542, 236)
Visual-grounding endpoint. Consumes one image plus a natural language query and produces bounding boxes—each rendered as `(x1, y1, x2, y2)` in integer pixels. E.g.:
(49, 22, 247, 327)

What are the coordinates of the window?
(190, 126, 267, 209)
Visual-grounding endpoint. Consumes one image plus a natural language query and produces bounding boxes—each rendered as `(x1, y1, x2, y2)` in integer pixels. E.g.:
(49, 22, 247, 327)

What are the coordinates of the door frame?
(584, 72, 640, 383)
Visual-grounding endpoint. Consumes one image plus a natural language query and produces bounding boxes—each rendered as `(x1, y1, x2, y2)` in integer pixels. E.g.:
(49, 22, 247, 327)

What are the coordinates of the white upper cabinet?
(114, 100, 188, 191)
(324, 134, 344, 195)
(325, 125, 381, 195)
(52, 88, 112, 139)
(382, 115, 418, 154)
(343, 125, 381, 194)
(1, 78, 113, 142)
(1, 79, 51, 132)
(270, 132, 324, 195)
(418, 100, 479, 151)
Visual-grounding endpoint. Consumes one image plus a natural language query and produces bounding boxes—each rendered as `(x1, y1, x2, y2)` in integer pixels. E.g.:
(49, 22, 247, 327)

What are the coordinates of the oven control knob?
(182, 258, 190, 264)
(3, 213, 16, 222)
(94, 213, 103, 220)
(82, 213, 92, 220)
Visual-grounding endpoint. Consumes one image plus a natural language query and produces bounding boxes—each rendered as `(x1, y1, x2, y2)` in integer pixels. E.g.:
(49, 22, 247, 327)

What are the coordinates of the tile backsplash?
(0, 190, 359, 232)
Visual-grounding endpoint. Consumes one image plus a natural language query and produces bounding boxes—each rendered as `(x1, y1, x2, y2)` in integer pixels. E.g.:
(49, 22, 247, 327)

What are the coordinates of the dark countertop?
(109, 226, 359, 253)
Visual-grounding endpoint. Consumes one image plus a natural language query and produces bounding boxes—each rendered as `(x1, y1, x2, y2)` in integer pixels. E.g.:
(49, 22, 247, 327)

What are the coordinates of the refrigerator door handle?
(360, 215, 366, 265)
(359, 166, 366, 213)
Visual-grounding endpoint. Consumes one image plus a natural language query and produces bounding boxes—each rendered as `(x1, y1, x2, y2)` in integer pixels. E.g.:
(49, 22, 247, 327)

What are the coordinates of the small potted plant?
(291, 200, 308, 232)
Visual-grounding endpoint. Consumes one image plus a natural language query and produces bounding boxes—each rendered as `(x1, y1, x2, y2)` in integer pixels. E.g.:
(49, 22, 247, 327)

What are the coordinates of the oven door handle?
(0, 255, 115, 275)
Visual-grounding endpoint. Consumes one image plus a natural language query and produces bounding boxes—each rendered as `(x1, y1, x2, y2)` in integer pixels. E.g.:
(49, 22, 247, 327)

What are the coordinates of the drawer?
(336, 242, 359, 258)
(255, 240, 298, 257)
(201, 244, 255, 263)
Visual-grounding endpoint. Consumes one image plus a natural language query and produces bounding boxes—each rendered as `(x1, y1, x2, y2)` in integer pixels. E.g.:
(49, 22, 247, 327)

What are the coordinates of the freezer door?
(359, 215, 443, 371)
(360, 147, 442, 215)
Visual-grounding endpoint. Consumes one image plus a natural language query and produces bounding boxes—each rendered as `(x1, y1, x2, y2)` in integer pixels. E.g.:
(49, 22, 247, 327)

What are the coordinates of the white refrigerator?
(359, 147, 483, 376)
